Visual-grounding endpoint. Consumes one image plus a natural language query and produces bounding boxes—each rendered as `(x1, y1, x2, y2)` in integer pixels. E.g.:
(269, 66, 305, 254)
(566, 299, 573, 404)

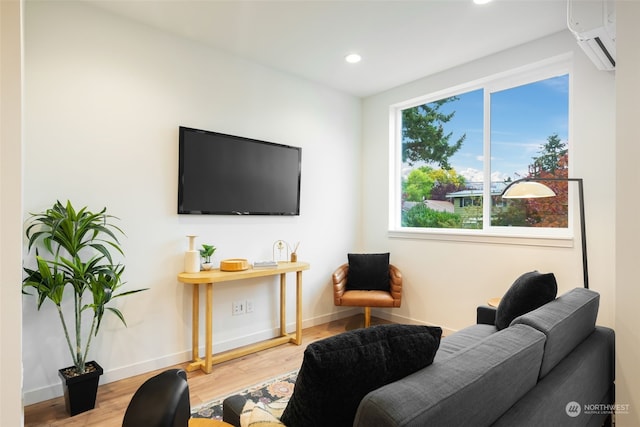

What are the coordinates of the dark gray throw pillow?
(346, 252, 390, 291)
(280, 324, 442, 427)
(495, 271, 558, 330)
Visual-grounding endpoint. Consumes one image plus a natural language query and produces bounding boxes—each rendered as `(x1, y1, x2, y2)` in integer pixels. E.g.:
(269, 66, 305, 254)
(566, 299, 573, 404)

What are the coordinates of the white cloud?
(459, 167, 483, 183)
(459, 167, 526, 185)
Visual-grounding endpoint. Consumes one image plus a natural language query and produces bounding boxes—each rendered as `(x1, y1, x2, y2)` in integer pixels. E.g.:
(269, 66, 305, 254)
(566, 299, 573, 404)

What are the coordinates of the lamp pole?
(501, 178, 588, 289)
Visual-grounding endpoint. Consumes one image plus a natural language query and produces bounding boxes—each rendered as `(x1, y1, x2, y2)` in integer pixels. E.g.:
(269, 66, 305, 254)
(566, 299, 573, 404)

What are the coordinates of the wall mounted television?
(178, 126, 302, 215)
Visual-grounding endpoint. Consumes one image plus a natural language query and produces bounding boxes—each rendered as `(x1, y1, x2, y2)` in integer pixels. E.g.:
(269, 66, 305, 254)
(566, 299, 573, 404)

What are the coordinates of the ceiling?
(86, 0, 569, 98)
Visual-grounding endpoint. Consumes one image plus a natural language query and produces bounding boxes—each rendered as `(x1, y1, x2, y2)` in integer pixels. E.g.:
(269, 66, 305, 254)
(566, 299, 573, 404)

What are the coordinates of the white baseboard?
(23, 308, 361, 406)
(372, 309, 457, 336)
(22, 349, 194, 406)
(24, 308, 447, 406)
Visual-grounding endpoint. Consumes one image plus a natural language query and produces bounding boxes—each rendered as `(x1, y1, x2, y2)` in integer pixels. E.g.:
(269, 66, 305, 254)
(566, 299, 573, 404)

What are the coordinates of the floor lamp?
(501, 177, 588, 289)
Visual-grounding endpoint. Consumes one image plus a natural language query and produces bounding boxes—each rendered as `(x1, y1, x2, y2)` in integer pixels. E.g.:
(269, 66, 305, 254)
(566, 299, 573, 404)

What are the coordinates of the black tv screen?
(178, 126, 301, 215)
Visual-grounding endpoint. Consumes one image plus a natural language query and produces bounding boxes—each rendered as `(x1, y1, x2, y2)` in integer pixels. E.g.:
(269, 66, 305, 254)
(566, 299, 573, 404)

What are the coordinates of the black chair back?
(122, 369, 190, 427)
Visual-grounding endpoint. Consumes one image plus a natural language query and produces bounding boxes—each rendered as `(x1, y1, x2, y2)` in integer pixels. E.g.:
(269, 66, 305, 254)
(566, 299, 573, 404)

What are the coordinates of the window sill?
(388, 229, 574, 248)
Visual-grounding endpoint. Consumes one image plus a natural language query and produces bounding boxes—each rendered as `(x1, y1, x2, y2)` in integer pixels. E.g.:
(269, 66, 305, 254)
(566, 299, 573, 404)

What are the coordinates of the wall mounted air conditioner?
(567, 0, 616, 71)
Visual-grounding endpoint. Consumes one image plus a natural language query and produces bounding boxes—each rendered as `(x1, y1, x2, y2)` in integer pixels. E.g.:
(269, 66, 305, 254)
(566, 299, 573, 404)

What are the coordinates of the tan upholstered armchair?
(332, 263, 402, 327)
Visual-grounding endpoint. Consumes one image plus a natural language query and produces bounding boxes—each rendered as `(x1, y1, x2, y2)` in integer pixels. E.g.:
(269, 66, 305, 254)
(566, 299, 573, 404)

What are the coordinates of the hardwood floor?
(24, 314, 387, 427)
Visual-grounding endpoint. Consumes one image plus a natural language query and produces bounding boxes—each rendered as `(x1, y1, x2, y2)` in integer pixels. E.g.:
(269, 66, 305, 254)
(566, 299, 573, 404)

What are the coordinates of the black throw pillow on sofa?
(280, 324, 442, 427)
(346, 252, 390, 291)
(495, 271, 558, 330)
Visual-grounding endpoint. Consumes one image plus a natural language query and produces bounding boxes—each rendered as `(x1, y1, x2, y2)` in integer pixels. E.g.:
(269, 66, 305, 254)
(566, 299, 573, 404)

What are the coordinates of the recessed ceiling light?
(473, 0, 492, 4)
(345, 53, 362, 64)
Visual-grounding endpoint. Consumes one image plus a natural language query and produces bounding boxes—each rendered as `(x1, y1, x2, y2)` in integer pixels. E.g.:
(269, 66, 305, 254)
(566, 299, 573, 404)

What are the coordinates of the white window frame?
(388, 55, 574, 247)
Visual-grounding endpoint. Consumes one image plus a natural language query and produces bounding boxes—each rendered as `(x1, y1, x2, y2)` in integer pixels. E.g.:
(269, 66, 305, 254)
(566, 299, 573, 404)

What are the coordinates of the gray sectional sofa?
(224, 287, 615, 427)
(355, 288, 615, 427)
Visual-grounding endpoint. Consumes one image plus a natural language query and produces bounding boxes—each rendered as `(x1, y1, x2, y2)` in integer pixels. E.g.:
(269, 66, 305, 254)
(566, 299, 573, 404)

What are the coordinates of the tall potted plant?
(22, 200, 146, 416)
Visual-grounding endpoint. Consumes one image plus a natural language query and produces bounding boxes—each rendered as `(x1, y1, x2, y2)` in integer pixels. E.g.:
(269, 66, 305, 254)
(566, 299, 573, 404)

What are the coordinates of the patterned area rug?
(191, 370, 298, 421)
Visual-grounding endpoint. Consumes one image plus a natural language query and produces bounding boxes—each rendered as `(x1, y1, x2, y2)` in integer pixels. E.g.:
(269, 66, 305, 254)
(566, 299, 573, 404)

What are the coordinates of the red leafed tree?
(525, 134, 568, 227)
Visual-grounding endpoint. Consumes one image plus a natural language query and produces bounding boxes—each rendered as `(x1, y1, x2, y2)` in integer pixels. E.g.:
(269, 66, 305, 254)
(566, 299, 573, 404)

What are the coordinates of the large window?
(391, 59, 571, 239)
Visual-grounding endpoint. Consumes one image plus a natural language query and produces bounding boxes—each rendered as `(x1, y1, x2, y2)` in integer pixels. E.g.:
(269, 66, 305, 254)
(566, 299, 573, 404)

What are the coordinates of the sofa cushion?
(434, 324, 496, 363)
(354, 324, 546, 427)
(495, 271, 558, 330)
(492, 326, 615, 427)
(346, 253, 390, 291)
(280, 324, 442, 427)
(510, 287, 599, 379)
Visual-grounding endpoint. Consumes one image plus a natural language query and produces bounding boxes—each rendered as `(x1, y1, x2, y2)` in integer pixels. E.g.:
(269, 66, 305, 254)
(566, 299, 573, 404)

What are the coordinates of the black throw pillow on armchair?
(495, 270, 558, 330)
(346, 252, 390, 291)
(280, 324, 442, 427)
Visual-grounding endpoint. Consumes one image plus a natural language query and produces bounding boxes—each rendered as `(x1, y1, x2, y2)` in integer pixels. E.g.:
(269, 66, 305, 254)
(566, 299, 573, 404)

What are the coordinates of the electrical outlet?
(232, 300, 245, 315)
(246, 299, 254, 313)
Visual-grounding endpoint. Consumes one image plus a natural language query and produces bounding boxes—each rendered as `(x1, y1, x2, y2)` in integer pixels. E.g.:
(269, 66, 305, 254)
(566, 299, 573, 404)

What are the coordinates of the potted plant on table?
(22, 200, 146, 416)
(199, 244, 216, 270)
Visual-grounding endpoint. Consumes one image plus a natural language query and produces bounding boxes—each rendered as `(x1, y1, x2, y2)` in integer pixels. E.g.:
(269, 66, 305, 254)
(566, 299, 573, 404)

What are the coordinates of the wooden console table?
(177, 261, 310, 374)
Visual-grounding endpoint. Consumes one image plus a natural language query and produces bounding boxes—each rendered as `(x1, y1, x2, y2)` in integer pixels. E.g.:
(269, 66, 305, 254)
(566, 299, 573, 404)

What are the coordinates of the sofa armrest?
(477, 305, 497, 325)
(222, 394, 247, 427)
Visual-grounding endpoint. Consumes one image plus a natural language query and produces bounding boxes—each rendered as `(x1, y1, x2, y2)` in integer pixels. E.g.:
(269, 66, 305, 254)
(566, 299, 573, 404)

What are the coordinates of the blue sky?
(428, 74, 569, 186)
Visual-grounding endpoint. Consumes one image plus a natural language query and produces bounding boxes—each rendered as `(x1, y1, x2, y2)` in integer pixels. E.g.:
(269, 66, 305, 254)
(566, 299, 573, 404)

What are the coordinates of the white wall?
(615, 1, 640, 425)
(361, 31, 616, 333)
(22, 1, 361, 404)
(1, 0, 25, 425)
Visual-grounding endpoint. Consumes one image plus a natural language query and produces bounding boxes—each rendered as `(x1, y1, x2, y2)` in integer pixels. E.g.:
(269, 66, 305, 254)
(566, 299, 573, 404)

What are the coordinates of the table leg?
(204, 282, 213, 374)
(186, 284, 203, 372)
(295, 271, 302, 345)
(280, 273, 286, 337)
(192, 284, 200, 361)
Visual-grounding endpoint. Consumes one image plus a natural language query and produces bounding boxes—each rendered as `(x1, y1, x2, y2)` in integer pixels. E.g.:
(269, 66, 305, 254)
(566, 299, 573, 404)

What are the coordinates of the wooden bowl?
(219, 258, 249, 271)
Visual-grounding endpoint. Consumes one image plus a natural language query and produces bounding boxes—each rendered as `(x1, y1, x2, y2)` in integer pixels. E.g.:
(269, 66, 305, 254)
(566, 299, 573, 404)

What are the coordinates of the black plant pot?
(58, 361, 104, 416)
